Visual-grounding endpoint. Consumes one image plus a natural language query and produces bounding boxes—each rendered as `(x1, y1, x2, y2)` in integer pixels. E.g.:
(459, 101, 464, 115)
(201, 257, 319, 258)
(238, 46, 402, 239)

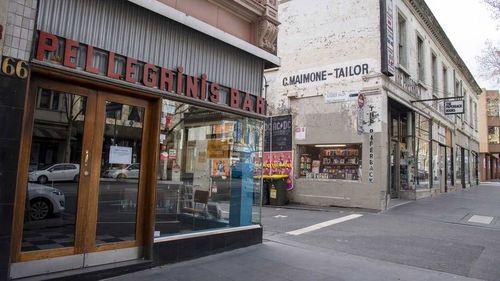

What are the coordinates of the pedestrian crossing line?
(286, 214, 363, 236)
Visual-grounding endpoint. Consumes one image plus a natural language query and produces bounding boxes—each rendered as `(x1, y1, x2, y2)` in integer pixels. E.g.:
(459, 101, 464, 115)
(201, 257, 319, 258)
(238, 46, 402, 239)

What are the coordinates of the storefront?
(6, 0, 271, 279)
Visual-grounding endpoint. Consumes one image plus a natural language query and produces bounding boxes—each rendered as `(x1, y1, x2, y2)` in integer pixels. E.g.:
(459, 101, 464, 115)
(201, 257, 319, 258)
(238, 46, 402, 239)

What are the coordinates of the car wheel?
(29, 198, 52, 220)
(117, 174, 126, 179)
(73, 174, 79, 182)
(37, 175, 48, 184)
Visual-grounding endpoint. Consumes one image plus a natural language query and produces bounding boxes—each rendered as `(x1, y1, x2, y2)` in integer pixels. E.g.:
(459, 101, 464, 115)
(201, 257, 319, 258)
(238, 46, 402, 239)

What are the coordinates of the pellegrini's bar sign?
(35, 31, 266, 115)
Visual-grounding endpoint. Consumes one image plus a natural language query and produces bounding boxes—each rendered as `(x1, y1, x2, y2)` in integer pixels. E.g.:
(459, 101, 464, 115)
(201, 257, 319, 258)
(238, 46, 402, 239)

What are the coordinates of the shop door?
(11, 78, 151, 278)
(389, 140, 400, 198)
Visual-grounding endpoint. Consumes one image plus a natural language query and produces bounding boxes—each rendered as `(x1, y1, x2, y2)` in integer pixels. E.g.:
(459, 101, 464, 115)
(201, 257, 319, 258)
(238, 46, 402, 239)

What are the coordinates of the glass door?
(390, 140, 399, 198)
(90, 92, 148, 255)
(11, 79, 151, 278)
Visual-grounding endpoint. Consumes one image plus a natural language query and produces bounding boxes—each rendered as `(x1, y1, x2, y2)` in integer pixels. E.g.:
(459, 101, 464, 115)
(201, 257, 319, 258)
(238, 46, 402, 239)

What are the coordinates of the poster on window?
(211, 159, 230, 177)
(264, 115, 292, 152)
(109, 146, 132, 164)
(262, 151, 294, 190)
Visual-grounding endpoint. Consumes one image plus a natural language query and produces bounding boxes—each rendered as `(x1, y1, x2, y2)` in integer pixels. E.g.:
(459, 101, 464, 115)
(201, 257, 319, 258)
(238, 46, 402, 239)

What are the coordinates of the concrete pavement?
(106, 182, 500, 281)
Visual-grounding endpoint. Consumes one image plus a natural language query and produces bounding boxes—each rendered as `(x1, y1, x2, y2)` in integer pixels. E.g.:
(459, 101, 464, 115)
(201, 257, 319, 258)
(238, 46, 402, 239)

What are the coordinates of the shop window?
(464, 150, 470, 184)
(456, 146, 463, 187)
(415, 115, 430, 189)
(415, 139, 430, 189)
(298, 144, 361, 180)
(155, 99, 263, 238)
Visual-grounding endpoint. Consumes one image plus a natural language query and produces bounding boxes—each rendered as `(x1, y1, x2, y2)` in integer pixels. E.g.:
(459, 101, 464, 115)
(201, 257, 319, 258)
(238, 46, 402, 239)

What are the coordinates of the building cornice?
(127, 0, 280, 66)
(405, 0, 482, 95)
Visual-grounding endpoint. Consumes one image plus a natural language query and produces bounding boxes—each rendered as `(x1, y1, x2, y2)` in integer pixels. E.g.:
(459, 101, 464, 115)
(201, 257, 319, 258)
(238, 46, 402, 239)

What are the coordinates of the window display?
(155, 99, 263, 238)
(299, 144, 361, 180)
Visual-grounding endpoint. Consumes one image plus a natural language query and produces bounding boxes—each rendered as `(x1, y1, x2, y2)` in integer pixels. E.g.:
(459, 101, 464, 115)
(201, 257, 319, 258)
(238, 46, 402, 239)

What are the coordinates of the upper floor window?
(37, 89, 60, 111)
(473, 101, 478, 129)
(397, 14, 407, 68)
(431, 52, 437, 94)
(442, 66, 448, 96)
(487, 96, 499, 117)
(417, 35, 425, 82)
(468, 97, 473, 126)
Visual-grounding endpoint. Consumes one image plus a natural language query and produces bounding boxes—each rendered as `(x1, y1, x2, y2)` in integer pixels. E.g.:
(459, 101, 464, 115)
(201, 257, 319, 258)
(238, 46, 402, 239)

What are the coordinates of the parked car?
(28, 163, 80, 184)
(103, 163, 140, 179)
(27, 183, 65, 220)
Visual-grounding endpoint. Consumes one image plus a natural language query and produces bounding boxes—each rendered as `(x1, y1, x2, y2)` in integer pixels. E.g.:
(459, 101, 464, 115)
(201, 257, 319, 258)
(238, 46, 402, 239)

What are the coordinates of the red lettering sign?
(63, 39, 79, 68)
(36, 31, 58, 61)
(34, 31, 267, 115)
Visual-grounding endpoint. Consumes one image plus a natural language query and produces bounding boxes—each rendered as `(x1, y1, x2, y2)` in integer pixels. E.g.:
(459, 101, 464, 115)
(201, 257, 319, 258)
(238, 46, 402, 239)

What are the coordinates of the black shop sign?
(264, 115, 292, 152)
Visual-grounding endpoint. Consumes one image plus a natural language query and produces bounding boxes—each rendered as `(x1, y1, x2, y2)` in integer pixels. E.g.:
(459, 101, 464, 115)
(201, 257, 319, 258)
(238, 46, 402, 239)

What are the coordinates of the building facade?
(479, 89, 500, 181)
(0, 0, 279, 280)
(265, 0, 481, 210)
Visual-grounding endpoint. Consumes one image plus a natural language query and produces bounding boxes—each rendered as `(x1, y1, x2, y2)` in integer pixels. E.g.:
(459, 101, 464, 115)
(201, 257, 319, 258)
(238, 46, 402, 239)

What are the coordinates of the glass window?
(431, 52, 437, 93)
(417, 35, 425, 82)
(432, 142, 440, 189)
(154, 99, 263, 238)
(442, 66, 448, 96)
(446, 147, 453, 187)
(298, 144, 361, 180)
(456, 146, 463, 187)
(415, 138, 430, 189)
(487, 96, 499, 117)
(38, 89, 52, 109)
(416, 115, 429, 138)
(464, 150, 470, 184)
(488, 127, 500, 144)
(397, 14, 407, 67)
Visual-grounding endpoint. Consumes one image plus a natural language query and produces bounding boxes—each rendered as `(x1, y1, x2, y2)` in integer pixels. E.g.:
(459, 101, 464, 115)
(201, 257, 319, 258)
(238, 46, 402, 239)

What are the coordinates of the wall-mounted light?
(314, 144, 347, 148)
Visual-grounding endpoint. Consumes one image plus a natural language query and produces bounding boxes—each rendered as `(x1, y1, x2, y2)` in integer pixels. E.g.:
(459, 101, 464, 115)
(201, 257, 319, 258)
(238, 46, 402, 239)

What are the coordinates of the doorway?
(11, 77, 153, 278)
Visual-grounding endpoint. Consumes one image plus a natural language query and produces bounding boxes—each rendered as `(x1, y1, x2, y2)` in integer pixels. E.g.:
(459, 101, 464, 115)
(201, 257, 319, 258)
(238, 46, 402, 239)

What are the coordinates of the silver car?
(103, 163, 140, 179)
(27, 183, 65, 220)
(29, 163, 80, 184)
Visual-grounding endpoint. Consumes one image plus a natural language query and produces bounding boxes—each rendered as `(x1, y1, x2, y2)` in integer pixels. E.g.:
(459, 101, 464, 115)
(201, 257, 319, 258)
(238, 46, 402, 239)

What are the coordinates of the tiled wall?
(3, 0, 37, 60)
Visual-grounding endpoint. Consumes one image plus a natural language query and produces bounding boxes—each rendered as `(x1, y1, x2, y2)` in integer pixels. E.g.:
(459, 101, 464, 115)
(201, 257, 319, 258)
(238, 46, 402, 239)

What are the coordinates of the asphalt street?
(107, 182, 500, 281)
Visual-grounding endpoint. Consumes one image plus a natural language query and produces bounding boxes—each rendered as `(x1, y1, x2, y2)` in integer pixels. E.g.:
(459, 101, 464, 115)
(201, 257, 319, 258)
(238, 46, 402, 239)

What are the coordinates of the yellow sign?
(207, 139, 230, 158)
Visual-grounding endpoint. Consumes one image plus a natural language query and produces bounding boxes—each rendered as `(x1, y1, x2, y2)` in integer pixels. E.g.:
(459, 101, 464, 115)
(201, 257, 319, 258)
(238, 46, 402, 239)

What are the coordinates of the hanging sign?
(444, 100, 464, 115)
(109, 146, 132, 164)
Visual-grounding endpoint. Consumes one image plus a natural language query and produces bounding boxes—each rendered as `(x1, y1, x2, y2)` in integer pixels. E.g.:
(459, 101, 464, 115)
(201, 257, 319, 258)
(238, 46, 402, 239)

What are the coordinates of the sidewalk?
(105, 241, 481, 281)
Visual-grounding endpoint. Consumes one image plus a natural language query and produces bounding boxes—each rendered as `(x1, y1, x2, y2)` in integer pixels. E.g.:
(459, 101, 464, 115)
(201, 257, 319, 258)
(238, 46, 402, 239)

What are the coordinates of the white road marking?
(273, 215, 288, 218)
(286, 214, 363, 236)
(468, 215, 494, 224)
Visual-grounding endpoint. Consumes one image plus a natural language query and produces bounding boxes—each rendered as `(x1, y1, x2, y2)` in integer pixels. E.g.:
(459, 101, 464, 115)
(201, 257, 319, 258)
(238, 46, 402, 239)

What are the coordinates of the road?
(108, 182, 500, 281)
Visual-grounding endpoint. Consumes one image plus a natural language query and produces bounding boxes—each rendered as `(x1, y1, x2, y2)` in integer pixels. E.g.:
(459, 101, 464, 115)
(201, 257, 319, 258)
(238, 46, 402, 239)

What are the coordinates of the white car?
(103, 163, 140, 179)
(29, 163, 80, 184)
(27, 183, 65, 220)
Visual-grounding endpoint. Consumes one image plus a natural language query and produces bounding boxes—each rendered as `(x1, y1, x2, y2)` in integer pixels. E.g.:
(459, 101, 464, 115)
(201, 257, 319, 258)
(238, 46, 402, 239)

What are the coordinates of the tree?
(477, 41, 500, 85)
(476, 0, 500, 86)
(63, 94, 84, 163)
(483, 0, 500, 19)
